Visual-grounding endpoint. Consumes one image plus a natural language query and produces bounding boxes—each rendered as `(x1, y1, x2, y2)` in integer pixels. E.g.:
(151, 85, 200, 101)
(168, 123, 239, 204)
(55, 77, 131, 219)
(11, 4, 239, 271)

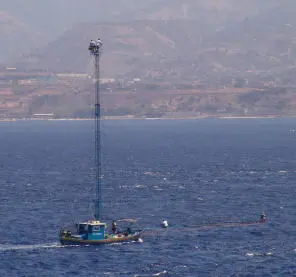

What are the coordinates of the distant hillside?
(133, 0, 280, 21)
(0, 0, 151, 62)
(1, 0, 287, 65)
(0, 0, 151, 40)
(16, 20, 202, 76)
(1, 0, 281, 29)
(0, 11, 41, 63)
(0, 0, 284, 60)
(3, 0, 296, 118)
(15, 2, 296, 82)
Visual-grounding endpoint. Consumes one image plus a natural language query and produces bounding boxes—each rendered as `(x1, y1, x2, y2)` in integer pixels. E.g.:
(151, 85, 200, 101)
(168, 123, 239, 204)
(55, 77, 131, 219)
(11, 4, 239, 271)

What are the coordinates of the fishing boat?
(59, 39, 142, 245)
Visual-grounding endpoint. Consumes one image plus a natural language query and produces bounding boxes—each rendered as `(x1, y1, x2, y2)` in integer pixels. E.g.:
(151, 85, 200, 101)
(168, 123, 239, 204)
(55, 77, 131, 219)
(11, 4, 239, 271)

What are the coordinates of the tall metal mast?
(89, 39, 103, 221)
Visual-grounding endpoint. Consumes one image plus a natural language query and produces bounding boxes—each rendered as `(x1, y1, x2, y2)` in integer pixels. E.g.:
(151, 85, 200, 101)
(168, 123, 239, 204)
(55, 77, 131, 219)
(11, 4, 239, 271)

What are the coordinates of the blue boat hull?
(60, 232, 142, 245)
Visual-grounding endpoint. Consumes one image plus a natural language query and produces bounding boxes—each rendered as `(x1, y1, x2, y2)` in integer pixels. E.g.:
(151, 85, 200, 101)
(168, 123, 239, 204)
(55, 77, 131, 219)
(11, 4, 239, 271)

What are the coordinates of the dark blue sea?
(1, 119, 296, 277)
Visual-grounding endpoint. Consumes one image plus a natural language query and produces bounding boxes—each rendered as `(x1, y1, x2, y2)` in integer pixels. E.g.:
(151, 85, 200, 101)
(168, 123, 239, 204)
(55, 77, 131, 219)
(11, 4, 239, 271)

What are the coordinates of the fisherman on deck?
(112, 220, 117, 234)
(88, 40, 96, 52)
(96, 38, 103, 48)
(259, 211, 267, 223)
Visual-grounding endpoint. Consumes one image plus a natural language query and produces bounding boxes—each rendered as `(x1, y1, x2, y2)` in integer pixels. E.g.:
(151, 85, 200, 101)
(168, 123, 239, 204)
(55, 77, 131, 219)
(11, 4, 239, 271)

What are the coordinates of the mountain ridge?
(1, 0, 285, 63)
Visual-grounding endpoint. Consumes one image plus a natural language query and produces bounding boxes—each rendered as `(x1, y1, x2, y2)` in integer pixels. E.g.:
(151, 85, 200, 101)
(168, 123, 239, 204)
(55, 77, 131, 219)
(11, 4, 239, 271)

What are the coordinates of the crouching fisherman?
(60, 229, 71, 238)
(124, 226, 132, 237)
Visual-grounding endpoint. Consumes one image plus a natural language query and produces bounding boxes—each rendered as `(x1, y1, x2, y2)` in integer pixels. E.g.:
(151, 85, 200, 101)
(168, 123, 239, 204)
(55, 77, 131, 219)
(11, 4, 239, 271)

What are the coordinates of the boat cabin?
(77, 220, 107, 240)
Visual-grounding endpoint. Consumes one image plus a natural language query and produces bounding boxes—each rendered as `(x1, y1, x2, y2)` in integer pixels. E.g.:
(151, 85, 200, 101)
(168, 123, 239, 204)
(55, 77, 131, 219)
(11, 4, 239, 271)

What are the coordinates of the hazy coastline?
(0, 115, 291, 122)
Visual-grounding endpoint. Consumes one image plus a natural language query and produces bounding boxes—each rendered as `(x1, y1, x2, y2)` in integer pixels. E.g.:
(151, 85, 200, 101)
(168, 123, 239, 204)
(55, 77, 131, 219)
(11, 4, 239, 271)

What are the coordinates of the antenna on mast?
(88, 38, 103, 220)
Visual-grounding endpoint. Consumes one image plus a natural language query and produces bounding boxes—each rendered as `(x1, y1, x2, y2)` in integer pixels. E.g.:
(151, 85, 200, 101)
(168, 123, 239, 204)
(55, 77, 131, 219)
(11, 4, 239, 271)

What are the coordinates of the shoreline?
(0, 115, 295, 122)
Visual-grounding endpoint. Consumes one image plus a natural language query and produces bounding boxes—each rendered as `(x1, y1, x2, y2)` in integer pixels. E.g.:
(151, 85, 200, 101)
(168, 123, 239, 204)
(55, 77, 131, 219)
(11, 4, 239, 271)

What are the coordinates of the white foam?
(133, 263, 168, 276)
(153, 271, 168, 276)
(246, 252, 272, 257)
(135, 184, 145, 188)
(109, 239, 143, 247)
(0, 243, 64, 252)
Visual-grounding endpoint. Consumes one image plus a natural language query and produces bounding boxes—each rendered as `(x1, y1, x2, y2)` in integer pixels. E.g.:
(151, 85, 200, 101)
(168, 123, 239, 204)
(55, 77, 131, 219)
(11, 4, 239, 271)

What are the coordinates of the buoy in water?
(161, 219, 168, 228)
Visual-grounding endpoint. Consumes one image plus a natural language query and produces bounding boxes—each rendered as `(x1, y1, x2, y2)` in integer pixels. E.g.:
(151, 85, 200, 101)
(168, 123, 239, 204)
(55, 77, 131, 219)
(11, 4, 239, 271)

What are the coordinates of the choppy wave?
(1, 119, 296, 276)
